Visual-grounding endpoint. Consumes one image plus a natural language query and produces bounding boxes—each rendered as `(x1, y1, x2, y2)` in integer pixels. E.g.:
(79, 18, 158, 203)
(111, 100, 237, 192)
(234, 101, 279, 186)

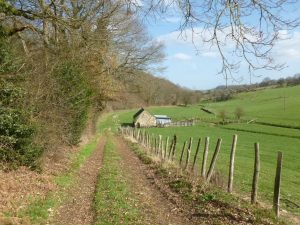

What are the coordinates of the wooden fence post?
(201, 137, 210, 178)
(192, 138, 201, 171)
(228, 134, 238, 193)
(141, 130, 144, 145)
(148, 133, 151, 149)
(146, 133, 149, 150)
(151, 134, 154, 153)
(273, 151, 283, 217)
(206, 138, 222, 182)
(158, 135, 162, 157)
(171, 135, 177, 161)
(143, 130, 146, 146)
(168, 138, 174, 160)
(184, 138, 193, 170)
(160, 140, 164, 161)
(154, 137, 157, 155)
(251, 143, 260, 204)
(164, 136, 169, 160)
(179, 141, 187, 166)
(147, 133, 150, 149)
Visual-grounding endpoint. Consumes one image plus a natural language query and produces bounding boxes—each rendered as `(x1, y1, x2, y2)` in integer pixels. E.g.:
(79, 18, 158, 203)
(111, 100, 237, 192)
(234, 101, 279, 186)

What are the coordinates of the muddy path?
(50, 137, 106, 225)
(115, 136, 190, 225)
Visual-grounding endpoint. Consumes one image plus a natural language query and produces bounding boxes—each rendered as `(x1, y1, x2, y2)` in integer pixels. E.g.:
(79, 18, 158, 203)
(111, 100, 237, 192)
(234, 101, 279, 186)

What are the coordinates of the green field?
(117, 85, 300, 213)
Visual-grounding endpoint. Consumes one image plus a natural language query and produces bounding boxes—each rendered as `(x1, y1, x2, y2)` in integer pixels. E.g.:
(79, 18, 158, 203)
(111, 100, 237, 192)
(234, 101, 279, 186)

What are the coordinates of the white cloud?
(172, 53, 192, 61)
(274, 31, 300, 60)
(201, 51, 219, 58)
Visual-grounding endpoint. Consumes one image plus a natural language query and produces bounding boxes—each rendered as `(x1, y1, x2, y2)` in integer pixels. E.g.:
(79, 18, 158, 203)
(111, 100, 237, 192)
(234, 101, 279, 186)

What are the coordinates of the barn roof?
(154, 115, 171, 119)
(133, 108, 144, 118)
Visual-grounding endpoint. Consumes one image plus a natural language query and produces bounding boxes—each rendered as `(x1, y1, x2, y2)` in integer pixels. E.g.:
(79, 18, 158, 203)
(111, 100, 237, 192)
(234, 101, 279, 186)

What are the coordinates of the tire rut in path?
(116, 136, 189, 225)
(50, 137, 106, 225)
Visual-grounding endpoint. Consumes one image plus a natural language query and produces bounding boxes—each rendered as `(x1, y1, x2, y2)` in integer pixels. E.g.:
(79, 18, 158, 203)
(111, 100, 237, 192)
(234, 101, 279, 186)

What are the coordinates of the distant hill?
(108, 71, 203, 109)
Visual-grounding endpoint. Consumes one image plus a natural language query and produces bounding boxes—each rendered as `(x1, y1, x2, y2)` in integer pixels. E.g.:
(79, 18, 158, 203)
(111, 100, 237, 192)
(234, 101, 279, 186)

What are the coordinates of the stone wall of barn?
(134, 111, 156, 127)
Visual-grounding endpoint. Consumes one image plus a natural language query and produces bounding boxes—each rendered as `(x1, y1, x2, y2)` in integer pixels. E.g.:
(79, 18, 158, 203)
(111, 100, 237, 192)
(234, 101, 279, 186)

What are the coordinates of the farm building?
(154, 115, 172, 126)
(133, 108, 156, 128)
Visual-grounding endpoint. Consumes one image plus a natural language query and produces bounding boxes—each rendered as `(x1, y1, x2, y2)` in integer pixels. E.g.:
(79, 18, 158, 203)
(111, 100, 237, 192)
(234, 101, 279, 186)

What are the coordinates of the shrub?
(218, 109, 228, 123)
(0, 81, 41, 168)
(53, 61, 92, 145)
(235, 107, 245, 120)
(0, 27, 42, 169)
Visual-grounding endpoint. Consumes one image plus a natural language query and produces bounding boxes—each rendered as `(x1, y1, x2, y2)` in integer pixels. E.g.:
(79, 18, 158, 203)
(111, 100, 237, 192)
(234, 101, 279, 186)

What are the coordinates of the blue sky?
(144, 4, 300, 90)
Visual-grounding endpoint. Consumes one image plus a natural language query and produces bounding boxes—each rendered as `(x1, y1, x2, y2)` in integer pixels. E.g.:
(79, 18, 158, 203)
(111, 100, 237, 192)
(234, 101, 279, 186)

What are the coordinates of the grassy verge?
(15, 135, 100, 224)
(94, 135, 142, 225)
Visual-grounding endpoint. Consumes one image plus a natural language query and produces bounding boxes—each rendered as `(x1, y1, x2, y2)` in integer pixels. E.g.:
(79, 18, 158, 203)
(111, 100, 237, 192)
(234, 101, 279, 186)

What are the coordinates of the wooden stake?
(158, 135, 162, 157)
(168, 139, 174, 160)
(206, 138, 222, 182)
(137, 129, 140, 141)
(171, 135, 177, 161)
(179, 141, 187, 166)
(184, 138, 193, 170)
(160, 140, 164, 161)
(192, 138, 201, 171)
(273, 151, 283, 217)
(201, 137, 209, 178)
(251, 143, 260, 204)
(164, 136, 169, 160)
(154, 137, 157, 154)
(228, 134, 238, 193)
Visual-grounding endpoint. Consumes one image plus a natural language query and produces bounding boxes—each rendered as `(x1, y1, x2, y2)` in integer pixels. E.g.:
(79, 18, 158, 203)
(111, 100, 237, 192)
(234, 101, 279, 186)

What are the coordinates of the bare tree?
(128, 0, 299, 86)
(235, 107, 245, 121)
(218, 109, 228, 123)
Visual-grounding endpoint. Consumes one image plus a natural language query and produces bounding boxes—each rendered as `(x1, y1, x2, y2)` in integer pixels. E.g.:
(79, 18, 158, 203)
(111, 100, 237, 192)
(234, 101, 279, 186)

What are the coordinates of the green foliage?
(0, 29, 40, 168)
(201, 193, 216, 202)
(53, 61, 92, 145)
(0, 81, 40, 168)
(0, 26, 16, 73)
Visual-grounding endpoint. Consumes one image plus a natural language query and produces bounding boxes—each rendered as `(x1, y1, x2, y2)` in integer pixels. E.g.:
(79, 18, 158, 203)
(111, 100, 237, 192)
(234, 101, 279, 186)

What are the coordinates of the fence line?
(119, 126, 284, 218)
(159, 120, 195, 127)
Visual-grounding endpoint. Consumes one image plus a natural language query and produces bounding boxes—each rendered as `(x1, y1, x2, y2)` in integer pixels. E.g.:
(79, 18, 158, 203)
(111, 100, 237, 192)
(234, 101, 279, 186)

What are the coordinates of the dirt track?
(50, 137, 106, 225)
(116, 136, 189, 225)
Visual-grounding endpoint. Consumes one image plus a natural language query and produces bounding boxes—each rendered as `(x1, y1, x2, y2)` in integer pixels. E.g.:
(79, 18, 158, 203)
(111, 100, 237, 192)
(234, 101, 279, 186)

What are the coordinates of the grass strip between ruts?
(94, 135, 142, 225)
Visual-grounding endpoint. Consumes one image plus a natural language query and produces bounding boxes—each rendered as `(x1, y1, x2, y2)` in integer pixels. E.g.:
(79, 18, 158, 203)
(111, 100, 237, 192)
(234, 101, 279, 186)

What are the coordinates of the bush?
(0, 27, 42, 168)
(53, 61, 92, 145)
(0, 81, 41, 168)
(218, 109, 228, 123)
(235, 107, 245, 120)
(215, 90, 233, 102)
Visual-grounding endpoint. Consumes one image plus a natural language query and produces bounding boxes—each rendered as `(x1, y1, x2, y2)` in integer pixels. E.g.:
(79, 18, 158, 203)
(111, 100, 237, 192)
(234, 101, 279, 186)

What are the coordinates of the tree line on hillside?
(108, 71, 202, 109)
(204, 73, 300, 102)
(0, 1, 167, 169)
